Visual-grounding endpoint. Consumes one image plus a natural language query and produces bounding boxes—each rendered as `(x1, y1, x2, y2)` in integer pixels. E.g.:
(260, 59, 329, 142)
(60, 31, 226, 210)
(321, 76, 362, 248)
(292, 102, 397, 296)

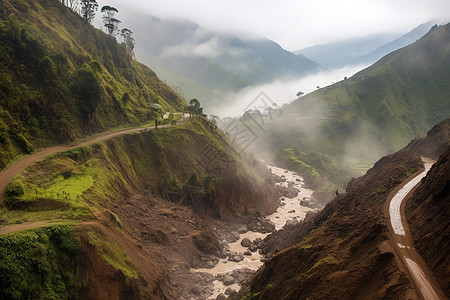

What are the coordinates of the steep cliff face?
(406, 147, 450, 295)
(405, 119, 450, 159)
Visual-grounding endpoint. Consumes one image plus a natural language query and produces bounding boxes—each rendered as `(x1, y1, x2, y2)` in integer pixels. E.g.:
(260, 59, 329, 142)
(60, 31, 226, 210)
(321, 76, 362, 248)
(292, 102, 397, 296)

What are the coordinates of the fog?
(209, 64, 368, 117)
(98, 0, 450, 51)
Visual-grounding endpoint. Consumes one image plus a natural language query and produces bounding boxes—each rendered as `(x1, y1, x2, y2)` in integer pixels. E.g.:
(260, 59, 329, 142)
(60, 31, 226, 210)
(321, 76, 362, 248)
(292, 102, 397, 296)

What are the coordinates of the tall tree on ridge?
(80, 0, 98, 24)
(120, 28, 135, 55)
(101, 5, 121, 36)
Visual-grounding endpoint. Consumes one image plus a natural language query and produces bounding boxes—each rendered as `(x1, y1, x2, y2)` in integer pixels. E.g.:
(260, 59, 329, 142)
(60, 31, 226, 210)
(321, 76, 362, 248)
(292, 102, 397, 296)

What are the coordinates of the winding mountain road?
(385, 159, 446, 300)
(0, 121, 181, 235)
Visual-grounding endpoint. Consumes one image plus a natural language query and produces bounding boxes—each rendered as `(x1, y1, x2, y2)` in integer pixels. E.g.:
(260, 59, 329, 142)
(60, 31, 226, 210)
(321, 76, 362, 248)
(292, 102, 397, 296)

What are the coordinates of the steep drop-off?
(406, 148, 450, 295)
(235, 120, 450, 300)
(1, 118, 277, 299)
(0, 0, 185, 168)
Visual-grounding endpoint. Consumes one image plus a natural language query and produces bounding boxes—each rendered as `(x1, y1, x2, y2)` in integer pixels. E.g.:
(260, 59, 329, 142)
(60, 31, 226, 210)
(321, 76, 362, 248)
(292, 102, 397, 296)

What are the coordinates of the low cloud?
(160, 28, 249, 59)
(208, 64, 368, 118)
(161, 37, 222, 58)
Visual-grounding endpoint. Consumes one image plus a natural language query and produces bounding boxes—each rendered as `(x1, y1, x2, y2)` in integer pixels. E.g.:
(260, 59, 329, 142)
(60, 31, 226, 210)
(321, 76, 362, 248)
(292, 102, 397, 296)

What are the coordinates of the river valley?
(191, 165, 321, 299)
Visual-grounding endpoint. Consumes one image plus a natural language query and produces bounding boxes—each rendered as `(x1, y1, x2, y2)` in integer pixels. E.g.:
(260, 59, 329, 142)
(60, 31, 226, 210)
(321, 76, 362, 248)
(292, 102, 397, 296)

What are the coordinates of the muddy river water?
(192, 165, 318, 299)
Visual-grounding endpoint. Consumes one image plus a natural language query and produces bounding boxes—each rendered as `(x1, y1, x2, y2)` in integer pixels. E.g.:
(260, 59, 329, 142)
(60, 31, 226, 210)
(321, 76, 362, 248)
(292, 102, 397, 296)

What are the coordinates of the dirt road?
(0, 124, 176, 200)
(385, 159, 447, 300)
(0, 121, 181, 235)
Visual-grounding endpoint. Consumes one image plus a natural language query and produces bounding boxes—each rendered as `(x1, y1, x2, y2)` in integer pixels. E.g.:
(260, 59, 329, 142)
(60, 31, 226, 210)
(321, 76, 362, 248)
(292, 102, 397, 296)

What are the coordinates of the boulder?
(237, 225, 248, 234)
(223, 275, 235, 286)
(216, 294, 227, 300)
(225, 287, 237, 295)
(205, 260, 215, 269)
(240, 237, 252, 247)
(191, 284, 203, 295)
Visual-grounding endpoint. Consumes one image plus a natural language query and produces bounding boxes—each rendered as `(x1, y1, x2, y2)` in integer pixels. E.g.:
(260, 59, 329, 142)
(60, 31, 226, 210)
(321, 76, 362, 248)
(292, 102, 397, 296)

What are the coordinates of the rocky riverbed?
(191, 165, 322, 299)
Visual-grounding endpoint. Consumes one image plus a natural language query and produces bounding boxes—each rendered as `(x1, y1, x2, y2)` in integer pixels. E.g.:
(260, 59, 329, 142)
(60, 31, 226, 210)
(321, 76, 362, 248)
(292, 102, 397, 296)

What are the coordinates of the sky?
(99, 0, 450, 51)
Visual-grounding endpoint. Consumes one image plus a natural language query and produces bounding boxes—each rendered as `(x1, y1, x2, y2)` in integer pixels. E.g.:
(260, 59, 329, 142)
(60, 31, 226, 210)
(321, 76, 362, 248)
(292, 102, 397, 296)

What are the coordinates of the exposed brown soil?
(233, 119, 450, 300)
(405, 148, 450, 297)
(233, 149, 424, 299)
(405, 119, 450, 160)
(79, 218, 176, 300)
(0, 220, 52, 235)
(0, 119, 279, 299)
(383, 157, 447, 300)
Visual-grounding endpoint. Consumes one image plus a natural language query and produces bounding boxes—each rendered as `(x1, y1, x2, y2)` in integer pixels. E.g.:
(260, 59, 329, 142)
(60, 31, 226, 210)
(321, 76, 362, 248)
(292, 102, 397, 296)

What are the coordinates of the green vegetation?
(0, 0, 185, 169)
(0, 225, 81, 300)
(242, 292, 261, 300)
(371, 187, 387, 195)
(406, 167, 419, 177)
(86, 226, 138, 279)
(246, 23, 450, 201)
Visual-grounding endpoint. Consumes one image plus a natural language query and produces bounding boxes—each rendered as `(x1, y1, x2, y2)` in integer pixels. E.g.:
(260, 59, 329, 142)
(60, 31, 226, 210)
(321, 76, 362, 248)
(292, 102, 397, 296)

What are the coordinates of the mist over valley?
(0, 0, 449, 299)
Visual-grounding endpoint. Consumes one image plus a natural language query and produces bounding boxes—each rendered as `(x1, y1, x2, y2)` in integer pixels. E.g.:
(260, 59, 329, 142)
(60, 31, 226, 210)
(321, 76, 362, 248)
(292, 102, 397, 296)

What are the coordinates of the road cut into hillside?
(386, 159, 446, 300)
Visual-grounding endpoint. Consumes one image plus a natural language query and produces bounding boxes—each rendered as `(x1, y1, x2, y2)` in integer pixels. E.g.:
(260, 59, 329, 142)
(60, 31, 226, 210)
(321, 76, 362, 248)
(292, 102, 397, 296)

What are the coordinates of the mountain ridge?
(296, 20, 443, 69)
(0, 0, 185, 169)
(128, 14, 320, 107)
(244, 22, 450, 201)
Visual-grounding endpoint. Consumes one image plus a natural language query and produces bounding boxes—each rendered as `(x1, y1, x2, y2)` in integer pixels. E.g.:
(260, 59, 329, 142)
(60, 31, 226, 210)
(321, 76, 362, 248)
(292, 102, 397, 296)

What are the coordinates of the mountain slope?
(247, 22, 450, 201)
(406, 145, 450, 294)
(296, 33, 396, 69)
(360, 20, 438, 65)
(296, 20, 441, 69)
(233, 119, 450, 300)
(128, 15, 320, 107)
(0, 0, 185, 169)
(1, 117, 278, 299)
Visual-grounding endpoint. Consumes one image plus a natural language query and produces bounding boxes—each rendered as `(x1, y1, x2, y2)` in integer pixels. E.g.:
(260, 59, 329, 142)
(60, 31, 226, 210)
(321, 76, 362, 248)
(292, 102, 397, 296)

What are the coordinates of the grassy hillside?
(0, 225, 80, 299)
(1, 118, 277, 298)
(2, 118, 276, 224)
(0, 0, 186, 169)
(248, 22, 450, 200)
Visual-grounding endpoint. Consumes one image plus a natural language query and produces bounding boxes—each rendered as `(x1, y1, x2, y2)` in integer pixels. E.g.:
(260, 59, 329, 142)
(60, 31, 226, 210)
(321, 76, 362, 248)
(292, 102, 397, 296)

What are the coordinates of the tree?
(80, 0, 98, 24)
(60, 0, 78, 11)
(188, 98, 203, 117)
(120, 28, 135, 54)
(101, 5, 120, 36)
(71, 67, 102, 125)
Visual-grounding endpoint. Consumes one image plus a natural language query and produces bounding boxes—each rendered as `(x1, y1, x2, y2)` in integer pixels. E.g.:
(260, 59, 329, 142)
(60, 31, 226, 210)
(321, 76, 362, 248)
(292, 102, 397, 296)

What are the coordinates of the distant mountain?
(127, 15, 320, 107)
(237, 22, 450, 201)
(296, 20, 443, 69)
(295, 34, 397, 69)
(359, 20, 439, 65)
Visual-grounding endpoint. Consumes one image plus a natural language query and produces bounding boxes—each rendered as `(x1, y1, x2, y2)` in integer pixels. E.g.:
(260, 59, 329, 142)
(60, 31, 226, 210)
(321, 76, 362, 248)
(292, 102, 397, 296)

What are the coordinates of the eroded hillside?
(406, 148, 450, 295)
(0, 117, 277, 299)
(234, 119, 450, 299)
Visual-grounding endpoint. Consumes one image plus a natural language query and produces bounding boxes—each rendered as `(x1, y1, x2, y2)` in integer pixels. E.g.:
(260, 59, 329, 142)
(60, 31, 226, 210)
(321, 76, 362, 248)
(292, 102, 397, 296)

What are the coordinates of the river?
(192, 165, 318, 299)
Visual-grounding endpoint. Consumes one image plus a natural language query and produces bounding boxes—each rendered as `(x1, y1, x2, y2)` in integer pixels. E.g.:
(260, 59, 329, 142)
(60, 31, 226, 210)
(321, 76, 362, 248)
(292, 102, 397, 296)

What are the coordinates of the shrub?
(6, 180, 24, 198)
